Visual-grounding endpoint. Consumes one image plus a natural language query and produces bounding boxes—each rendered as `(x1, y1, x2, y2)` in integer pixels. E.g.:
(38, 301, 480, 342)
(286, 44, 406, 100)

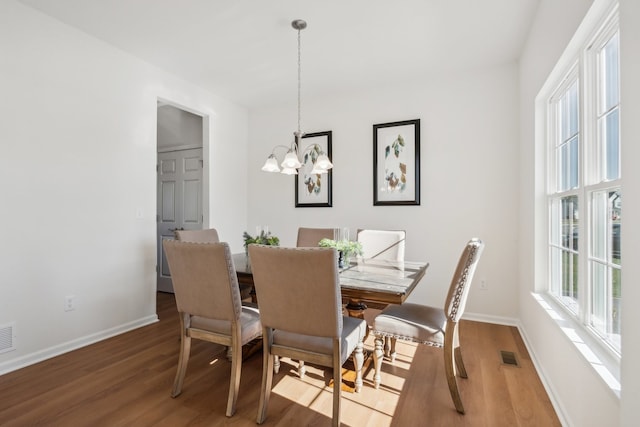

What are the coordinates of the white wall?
(0, 1, 248, 373)
(248, 63, 520, 320)
(618, 1, 640, 425)
(517, 0, 640, 425)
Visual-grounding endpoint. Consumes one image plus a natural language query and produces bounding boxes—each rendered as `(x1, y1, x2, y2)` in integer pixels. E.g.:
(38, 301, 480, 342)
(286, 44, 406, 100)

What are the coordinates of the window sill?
(531, 292, 621, 399)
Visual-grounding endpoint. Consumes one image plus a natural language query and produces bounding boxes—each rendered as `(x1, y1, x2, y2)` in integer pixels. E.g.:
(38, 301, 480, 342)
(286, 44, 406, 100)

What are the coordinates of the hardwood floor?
(0, 293, 560, 426)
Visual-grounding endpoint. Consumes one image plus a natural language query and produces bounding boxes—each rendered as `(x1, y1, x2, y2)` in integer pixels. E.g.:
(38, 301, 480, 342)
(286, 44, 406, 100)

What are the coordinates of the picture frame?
(295, 131, 333, 208)
(373, 119, 420, 206)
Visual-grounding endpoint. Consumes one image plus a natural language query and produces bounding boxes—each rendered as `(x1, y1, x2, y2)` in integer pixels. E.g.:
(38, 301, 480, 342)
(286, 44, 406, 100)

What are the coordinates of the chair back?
(296, 227, 336, 247)
(444, 238, 485, 322)
(175, 228, 220, 243)
(248, 245, 342, 338)
(357, 229, 406, 261)
(163, 240, 241, 322)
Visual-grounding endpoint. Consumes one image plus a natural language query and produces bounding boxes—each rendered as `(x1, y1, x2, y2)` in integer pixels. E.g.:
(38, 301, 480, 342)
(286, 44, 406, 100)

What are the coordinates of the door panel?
(157, 148, 203, 293)
(161, 181, 176, 221)
(184, 179, 201, 223)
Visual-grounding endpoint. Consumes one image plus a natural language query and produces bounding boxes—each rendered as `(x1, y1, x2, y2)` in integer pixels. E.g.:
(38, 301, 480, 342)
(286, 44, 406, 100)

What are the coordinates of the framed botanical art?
(373, 119, 420, 206)
(295, 130, 333, 207)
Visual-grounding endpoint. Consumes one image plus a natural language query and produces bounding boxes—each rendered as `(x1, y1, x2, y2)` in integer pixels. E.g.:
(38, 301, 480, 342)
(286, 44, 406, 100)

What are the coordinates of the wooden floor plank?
(0, 292, 560, 426)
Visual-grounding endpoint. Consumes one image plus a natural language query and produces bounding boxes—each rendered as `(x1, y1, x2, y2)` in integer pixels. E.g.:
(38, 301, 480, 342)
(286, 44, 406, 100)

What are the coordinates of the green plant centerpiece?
(243, 230, 280, 254)
(318, 238, 363, 268)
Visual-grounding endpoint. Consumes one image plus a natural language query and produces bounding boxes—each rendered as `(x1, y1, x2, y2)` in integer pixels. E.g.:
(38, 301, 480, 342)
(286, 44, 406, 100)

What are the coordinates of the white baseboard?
(0, 315, 159, 376)
(461, 311, 520, 326)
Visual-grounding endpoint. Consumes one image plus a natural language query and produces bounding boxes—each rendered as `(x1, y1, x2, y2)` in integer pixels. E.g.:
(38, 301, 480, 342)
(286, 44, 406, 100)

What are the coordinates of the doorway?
(156, 101, 205, 293)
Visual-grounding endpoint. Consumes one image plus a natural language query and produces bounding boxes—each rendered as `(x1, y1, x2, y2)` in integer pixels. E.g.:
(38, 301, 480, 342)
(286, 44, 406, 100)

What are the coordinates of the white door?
(157, 148, 203, 293)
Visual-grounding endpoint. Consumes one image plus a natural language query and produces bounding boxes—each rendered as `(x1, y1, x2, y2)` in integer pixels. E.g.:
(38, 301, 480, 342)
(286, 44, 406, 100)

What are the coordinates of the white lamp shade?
(314, 153, 333, 170)
(261, 156, 281, 173)
(281, 167, 298, 175)
(281, 151, 302, 169)
(310, 166, 328, 174)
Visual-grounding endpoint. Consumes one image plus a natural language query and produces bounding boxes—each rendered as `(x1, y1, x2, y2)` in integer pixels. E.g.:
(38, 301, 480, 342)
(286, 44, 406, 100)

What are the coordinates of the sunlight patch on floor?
(268, 353, 407, 426)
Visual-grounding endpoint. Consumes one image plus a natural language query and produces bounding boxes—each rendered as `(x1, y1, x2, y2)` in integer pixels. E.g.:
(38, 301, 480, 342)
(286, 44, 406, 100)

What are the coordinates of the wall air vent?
(0, 322, 16, 354)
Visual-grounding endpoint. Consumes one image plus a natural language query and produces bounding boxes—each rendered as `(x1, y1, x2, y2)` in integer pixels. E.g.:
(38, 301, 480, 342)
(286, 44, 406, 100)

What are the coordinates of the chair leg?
(332, 344, 342, 427)
(298, 360, 306, 379)
(383, 337, 397, 361)
(354, 341, 364, 393)
(225, 332, 242, 417)
(257, 332, 274, 424)
(454, 347, 468, 379)
(453, 324, 467, 378)
(273, 355, 280, 374)
(373, 336, 384, 389)
(444, 321, 465, 414)
(171, 317, 191, 398)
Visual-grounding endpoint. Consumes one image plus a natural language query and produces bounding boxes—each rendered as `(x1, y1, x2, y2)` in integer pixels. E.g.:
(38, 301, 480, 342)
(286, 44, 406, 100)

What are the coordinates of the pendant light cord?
(297, 26, 302, 137)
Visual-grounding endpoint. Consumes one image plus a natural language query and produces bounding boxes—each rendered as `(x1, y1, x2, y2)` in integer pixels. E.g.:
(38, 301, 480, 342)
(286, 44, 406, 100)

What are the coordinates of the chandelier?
(261, 19, 333, 175)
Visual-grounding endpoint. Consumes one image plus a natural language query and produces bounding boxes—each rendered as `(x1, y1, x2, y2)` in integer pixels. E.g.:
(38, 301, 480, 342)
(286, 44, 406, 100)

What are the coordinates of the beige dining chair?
(248, 245, 367, 427)
(162, 240, 262, 417)
(356, 229, 406, 261)
(175, 228, 220, 243)
(371, 238, 484, 414)
(291, 226, 338, 377)
(296, 227, 336, 247)
(175, 228, 253, 302)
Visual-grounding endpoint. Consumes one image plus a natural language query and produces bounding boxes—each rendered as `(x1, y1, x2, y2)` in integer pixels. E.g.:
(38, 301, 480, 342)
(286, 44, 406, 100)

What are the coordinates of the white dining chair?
(356, 229, 405, 261)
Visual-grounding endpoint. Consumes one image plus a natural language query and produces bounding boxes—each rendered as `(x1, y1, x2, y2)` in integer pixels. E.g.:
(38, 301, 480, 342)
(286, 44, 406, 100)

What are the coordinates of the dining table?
(232, 252, 429, 318)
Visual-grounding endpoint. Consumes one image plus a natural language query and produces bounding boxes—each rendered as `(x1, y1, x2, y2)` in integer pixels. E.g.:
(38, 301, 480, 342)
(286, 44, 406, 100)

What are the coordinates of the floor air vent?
(500, 350, 519, 367)
(0, 323, 16, 354)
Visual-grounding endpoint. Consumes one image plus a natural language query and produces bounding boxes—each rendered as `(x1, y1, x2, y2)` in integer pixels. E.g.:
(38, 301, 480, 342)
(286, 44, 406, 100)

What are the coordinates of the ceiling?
(18, 0, 540, 110)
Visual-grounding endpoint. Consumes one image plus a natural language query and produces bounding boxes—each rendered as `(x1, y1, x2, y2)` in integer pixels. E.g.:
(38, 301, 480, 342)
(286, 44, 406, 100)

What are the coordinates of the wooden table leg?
(345, 298, 367, 319)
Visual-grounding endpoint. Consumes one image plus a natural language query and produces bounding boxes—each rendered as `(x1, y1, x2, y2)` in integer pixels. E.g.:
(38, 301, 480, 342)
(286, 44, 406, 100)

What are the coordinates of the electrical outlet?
(479, 279, 488, 290)
(64, 295, 76, 312)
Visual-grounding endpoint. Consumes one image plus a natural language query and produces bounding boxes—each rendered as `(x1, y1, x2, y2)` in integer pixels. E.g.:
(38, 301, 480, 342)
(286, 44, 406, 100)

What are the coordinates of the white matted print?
(295, 131, 332, 207)
(373, 119, 420, 205)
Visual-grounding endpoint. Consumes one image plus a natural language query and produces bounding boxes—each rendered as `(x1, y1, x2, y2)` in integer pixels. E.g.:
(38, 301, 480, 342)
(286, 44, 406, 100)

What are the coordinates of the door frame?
(156, 97, 210, 288)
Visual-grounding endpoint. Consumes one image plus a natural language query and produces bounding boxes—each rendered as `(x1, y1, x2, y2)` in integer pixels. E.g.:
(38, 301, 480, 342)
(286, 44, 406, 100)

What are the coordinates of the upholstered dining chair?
(356, 229, 407, 350)
(162, 240, 262, 417)
(175, 228, 253, 302)
(175, 228, 220, 243)
(296, 227, 336, 247)
(356, 229, 406, 262)
(291, 226, 338, 377)
(248, 245, 367, 427)
(371, 238, 484, 414)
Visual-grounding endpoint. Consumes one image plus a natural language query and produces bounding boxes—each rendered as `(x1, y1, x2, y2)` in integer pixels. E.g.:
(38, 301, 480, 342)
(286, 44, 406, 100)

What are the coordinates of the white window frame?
(547, 68, 581, 314)
(536, 0, 621, 394)
(583, 18, 621, 352)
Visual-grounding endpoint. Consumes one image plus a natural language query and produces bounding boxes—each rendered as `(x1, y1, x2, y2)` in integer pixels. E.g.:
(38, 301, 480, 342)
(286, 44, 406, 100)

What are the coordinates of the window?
(546, 12, 621, 354)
